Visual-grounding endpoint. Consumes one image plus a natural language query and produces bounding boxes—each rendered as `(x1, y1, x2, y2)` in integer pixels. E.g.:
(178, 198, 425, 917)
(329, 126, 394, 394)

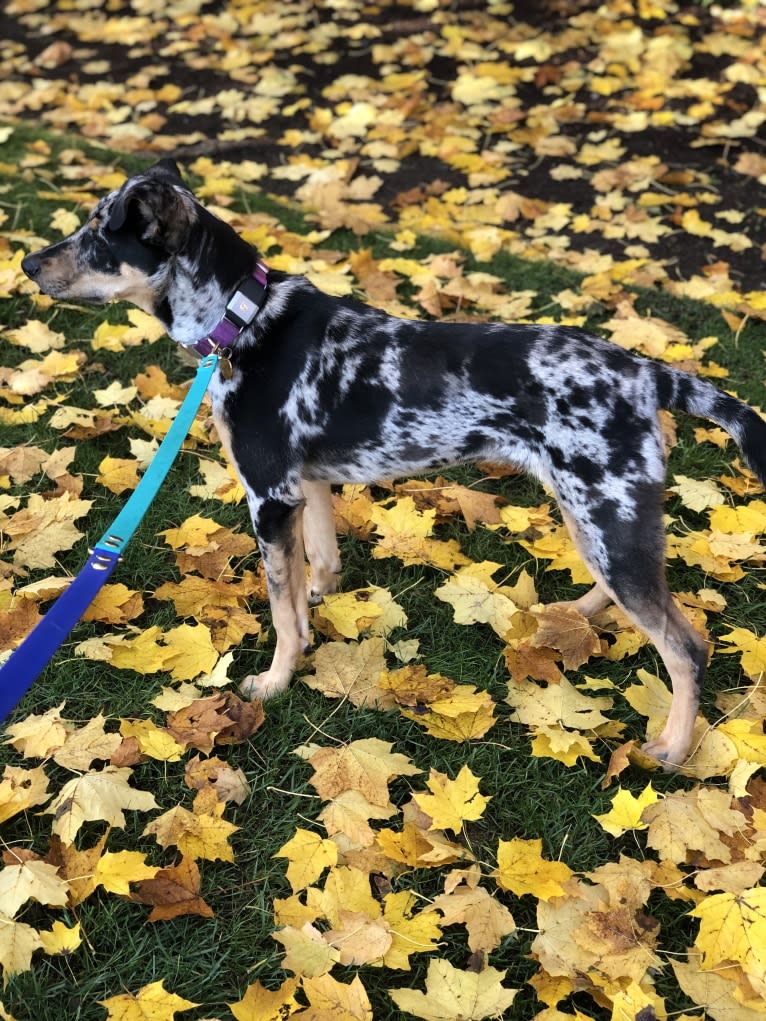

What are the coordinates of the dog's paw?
(239, 671, 290, 701)
(307, 571, 340, 605)
(641, 735, 689, 772)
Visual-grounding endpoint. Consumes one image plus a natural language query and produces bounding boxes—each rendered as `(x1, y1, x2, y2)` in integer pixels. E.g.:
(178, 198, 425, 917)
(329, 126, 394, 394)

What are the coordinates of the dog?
(20, 159, 766, 769)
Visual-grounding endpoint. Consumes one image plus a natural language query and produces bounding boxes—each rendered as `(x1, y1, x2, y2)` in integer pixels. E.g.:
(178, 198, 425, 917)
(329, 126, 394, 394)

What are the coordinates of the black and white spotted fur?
(21, 161, 766, 769)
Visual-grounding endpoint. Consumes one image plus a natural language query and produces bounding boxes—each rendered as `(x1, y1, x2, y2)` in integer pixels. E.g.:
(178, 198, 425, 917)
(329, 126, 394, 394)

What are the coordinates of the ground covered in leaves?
(2, 0, 766, 301)
(1, 2, 766, 1021)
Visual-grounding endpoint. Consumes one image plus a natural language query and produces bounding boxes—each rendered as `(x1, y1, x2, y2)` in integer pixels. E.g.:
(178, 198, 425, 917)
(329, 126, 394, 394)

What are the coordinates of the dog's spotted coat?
(22, 161, 766, 769)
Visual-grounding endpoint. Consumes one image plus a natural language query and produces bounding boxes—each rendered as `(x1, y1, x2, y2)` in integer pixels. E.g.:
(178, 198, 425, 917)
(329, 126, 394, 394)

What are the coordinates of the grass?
(1, 120, 765, 1019)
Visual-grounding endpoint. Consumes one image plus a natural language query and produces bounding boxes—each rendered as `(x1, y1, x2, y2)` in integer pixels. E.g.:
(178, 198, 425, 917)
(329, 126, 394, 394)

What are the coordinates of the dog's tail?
(654, 362, 766, 489)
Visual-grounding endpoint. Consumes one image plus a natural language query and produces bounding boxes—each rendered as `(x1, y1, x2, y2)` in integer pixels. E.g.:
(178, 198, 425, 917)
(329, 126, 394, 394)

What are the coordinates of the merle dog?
(21, 160, 766, 769)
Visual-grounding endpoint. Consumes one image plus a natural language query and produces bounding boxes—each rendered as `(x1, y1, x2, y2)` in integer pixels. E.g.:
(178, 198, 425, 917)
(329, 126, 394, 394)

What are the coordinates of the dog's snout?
(21, 253, 42, 279)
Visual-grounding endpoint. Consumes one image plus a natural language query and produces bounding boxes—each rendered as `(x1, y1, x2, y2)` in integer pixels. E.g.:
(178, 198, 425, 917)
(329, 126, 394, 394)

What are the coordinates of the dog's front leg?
(239, 496, 309, 701)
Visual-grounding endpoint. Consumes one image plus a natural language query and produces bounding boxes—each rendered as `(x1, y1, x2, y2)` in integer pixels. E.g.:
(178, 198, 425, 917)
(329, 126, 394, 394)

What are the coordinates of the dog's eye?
(91, 232, 109, 248)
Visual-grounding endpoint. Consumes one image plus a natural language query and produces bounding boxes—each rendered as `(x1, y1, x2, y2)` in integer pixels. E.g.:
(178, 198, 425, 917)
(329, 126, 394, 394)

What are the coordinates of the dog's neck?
(151, 208, 264, 346)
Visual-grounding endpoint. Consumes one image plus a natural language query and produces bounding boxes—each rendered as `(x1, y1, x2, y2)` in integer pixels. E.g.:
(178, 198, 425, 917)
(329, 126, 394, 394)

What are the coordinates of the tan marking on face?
(107, 264, 157, 311)
(34, 255, 156, 310)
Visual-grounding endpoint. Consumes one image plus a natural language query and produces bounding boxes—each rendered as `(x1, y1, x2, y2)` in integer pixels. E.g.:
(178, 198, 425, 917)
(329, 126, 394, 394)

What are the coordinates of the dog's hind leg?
(302, 480, 342, 603)
(555, 485, 708, 769)
(553, 580, 612, 618)
(240, 497, 310, 700)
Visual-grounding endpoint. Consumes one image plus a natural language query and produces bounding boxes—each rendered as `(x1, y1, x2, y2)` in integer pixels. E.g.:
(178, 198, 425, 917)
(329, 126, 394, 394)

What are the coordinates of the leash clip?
(88, 547, 123, 571)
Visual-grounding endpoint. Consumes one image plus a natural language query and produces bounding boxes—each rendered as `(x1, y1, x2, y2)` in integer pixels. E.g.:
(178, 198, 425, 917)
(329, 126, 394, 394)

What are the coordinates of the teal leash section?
(94, 353, 219, 556)
(0, 353, 219, 722)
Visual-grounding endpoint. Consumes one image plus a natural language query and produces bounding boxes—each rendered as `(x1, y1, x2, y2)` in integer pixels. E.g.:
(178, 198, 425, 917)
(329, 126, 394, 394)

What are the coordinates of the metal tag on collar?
(215, 345, 233, 380)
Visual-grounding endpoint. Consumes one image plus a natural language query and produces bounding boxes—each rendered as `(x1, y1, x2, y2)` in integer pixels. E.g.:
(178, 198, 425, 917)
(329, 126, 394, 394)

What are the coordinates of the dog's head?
(22, 160, 197, 309)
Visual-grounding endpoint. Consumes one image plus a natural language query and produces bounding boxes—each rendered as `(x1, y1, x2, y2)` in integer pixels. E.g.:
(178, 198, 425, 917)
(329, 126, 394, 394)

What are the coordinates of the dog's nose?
(21, 254, 42, 278)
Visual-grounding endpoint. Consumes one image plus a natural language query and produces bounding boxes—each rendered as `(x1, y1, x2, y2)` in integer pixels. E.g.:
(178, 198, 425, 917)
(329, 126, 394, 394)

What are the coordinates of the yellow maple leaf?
(0, 764, 51, 825)
(0, 860, 68, 917)
(3, 703, 68, 759)
(529, 603, 603, 670)
(316, 865, 383, 928)
(716, 718, 766, 764)
(376, 821, 467, 868)
(593, 784, 660, 837)
(318, 585, 406, 640)
(274, 828, 339, 893)
(300, 637, 392, 707)
(300, 973, 372, 1021)
(33, 350, 83, 379)
(38, 920, 82, 957)
(96, 457, 140, 496)
(106, 626, 173, 675)
(718, 627, 766, 678)
(228, 978, 300, 1021)
(302, 738, 421, 807)
(668, 474, 725, 512)
(81, 584, 144, 627)
(4, 319, 65, 353)
(506, 676, 613, 732)
(518, 526, 593, 584)
(49, 208, 80, 235)
(399, 685, 496, 741)
(389, 959, 518, 1020)
(709, 499, 766, 535)
(92, 320, 133, 352)
(434, 560, 519, 638)
(622, 668, 672, 735)
(45, 766, 159, 844)
(119, 719, 185, 762)
(93, 381, 138, 408)
(412, 765, 490, 832)
(158, 513, 222, 550)
(673, 955, 763, 1021)
(371, 496, 469, 570)
(529, 727, 601, 767)
(273, 922, 340, 978)
(143, 798, 238, 863)
(318, 790, 396, 847)
(188, 458, 245, 503)
(93, 850, 160, 896)
(0, 914, 42, 981)
(382, 891, 443, 970)
(494, 837, 573, 900)
(125, 308, 167, 344)
(432, 880, 516, 955)
(691, 887, 766, 977)
(5, 492, 92, 570)
(99, 980, 198, 1021)
(324, 910, 393, 966)
(642, 787, 747, 865)
(162, 623, 219, 681)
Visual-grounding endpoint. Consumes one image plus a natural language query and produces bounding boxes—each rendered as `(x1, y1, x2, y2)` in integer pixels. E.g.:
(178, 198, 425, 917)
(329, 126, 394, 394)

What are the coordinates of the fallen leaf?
(389, 959, 518, 1020)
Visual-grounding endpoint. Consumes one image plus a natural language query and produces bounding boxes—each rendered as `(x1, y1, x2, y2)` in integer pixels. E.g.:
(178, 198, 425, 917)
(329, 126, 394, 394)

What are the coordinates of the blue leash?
(0, 353, 219, 723)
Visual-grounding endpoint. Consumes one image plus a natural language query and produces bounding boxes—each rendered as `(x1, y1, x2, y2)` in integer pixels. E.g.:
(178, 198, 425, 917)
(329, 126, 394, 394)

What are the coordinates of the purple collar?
(191, 262, 268, 357)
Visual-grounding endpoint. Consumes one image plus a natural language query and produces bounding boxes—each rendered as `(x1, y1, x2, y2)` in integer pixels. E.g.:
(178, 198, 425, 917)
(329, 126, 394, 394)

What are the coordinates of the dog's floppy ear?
(107, 170, 194, 253)
(152, 158, 184, 181)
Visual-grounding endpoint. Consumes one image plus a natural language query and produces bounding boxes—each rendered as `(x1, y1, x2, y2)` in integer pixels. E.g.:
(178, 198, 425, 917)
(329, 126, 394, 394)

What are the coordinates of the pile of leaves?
(1, 0, 766, 306)
(1, 124, 766, 1020)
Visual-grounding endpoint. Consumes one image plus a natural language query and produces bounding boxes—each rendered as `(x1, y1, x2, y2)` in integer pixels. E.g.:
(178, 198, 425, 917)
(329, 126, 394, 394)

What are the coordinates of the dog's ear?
(150, 158, 184, 182)
(107, 175, 194, 253)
